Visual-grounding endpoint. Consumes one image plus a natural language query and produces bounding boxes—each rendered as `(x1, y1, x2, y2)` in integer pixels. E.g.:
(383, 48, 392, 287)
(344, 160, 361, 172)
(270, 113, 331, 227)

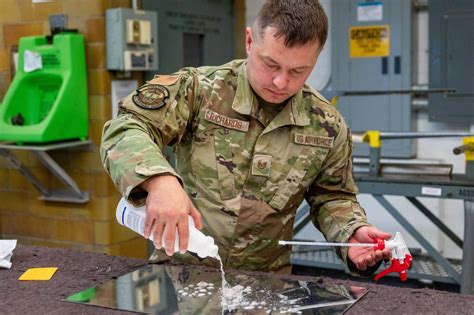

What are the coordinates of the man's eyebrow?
(261, 55, 278, 64)
(292, 65, 311, 71)
(261, 55, 311, 70)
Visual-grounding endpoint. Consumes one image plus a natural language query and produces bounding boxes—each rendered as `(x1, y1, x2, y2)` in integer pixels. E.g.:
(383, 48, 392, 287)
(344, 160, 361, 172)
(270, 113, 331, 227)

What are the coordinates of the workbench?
(1, 245, 473, 314)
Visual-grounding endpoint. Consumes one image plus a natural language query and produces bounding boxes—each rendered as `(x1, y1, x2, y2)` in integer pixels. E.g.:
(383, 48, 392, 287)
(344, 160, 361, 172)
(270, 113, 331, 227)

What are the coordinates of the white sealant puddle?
(175, 254, 309, 313)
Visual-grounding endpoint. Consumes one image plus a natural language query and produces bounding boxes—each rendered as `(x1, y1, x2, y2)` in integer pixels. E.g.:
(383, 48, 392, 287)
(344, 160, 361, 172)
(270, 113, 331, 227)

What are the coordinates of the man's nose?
(272, 72, 288, 90)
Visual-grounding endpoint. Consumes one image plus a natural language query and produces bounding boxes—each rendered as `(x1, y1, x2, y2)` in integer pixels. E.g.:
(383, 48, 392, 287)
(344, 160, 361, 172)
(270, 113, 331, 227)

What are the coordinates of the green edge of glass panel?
(67, 287, 96, 302)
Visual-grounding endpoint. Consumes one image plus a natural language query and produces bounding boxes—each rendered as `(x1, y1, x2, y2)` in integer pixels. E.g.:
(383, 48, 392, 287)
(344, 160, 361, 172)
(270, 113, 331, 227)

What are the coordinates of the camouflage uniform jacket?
(101, 59, 370, 274)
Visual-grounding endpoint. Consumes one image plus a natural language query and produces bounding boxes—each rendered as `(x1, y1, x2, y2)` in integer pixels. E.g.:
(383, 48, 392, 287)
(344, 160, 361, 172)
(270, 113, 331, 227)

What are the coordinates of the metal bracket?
(0, 140, 91, 203)
(462, 200, 474, 294)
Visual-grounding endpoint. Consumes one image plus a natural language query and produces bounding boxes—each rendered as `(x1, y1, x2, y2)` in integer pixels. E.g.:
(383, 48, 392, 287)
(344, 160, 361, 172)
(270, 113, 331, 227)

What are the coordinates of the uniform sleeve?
(100, 72, 197, 204)
(305, 118, 372, 275)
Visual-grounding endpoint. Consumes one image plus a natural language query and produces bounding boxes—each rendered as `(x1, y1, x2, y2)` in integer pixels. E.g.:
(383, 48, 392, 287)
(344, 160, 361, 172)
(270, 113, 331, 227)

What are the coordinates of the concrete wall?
(0, 0, 148, 258)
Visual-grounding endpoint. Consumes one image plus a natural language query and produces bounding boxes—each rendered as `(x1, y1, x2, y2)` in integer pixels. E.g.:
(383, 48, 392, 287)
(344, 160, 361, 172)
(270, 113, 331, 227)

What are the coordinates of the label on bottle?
(116, 201, 149, 239)
(124, 207, 146, 236)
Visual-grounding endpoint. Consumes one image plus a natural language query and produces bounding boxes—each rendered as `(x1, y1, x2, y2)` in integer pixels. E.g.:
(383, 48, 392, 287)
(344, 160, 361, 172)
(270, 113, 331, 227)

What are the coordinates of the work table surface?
(1, 244, 473, 314)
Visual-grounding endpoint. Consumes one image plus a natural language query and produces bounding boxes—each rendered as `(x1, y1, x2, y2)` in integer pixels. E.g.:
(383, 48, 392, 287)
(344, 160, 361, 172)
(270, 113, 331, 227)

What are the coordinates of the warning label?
(349, 25, 390, 58)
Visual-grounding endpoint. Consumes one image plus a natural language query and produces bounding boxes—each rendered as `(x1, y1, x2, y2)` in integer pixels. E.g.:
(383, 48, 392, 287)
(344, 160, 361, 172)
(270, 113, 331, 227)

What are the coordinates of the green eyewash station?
(0, 31, 91, 203)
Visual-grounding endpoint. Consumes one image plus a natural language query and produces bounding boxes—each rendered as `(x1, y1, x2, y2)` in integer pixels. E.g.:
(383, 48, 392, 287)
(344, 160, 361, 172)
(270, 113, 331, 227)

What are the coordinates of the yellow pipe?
(464, 137, 474, 161)
(362, 130, 381, 148)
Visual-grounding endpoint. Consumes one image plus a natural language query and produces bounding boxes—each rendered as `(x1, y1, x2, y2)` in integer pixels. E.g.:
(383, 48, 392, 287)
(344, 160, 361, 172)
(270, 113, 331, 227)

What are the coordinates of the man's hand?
(141, 175, 202, 256)
(348, 226, 391, 271)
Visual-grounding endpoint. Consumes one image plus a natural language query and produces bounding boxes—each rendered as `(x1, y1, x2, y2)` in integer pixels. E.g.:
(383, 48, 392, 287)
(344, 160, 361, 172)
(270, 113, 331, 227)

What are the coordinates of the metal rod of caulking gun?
(278, 240, 376, 247)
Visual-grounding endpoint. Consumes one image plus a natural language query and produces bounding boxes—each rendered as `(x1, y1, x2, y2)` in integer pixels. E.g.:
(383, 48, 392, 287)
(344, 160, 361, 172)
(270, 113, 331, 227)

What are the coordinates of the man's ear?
(245, 27, 253, 54)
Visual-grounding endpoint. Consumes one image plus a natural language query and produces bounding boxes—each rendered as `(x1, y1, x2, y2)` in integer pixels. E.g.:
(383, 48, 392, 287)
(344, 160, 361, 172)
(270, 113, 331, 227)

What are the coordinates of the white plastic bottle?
(116, 197, 219, 259)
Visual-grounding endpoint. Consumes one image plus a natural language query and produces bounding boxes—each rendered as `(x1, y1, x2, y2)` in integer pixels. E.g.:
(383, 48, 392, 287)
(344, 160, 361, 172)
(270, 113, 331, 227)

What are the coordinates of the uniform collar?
(231, 61, 258, 116)
(231, 61, 310, 127)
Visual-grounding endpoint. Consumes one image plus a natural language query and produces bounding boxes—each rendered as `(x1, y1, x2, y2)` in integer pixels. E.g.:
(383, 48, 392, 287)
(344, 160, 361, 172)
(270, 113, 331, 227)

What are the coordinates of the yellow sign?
(349, 25, 390, 58)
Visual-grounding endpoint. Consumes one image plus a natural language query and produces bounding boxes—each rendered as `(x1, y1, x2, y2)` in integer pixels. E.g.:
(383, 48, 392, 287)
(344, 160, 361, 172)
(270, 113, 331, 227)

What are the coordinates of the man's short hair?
(254, 0, 328, 48)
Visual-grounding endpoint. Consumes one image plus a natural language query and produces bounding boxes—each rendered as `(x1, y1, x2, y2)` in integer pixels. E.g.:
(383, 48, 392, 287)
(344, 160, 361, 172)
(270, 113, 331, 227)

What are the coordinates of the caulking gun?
(279, 232, 413, 281)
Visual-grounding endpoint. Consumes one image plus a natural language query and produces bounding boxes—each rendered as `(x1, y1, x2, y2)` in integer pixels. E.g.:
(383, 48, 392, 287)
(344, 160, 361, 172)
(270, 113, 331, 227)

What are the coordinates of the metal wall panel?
(332, 0, 415, 158)
(428, 0, 474, 123)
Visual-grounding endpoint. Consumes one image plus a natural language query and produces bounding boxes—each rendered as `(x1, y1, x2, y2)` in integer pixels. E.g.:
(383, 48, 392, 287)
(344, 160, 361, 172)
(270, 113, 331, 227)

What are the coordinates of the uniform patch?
(204, 109, 249, 132)
(132, 85, 169, 109)
(294, 133, 334, 148)
(251, 154, 272, 177)
(149, 74, 180, 86)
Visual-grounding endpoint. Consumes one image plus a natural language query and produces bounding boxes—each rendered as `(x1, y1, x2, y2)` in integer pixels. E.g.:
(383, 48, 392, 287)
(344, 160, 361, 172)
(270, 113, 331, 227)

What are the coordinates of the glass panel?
(66, 264, 367, 314)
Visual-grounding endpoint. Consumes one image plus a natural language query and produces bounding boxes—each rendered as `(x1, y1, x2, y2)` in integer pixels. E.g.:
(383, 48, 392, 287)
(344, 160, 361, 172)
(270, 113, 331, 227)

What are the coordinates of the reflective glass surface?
(66, 264, 367, 314)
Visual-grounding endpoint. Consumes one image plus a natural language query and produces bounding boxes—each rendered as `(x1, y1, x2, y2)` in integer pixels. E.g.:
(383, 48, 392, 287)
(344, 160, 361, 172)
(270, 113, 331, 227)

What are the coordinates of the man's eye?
(265, 62, 278, 69)
(291, 70, 304, 76)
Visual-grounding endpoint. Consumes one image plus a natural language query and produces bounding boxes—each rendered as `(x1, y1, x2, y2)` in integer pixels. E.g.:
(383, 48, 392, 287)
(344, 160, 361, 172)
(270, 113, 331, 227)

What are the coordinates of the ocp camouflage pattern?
(100, 59, 371, 274)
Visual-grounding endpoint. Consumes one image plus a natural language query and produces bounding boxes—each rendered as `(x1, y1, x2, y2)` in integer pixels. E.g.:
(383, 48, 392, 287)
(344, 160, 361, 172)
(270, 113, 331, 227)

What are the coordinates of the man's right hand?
(141, 175, 202, 256)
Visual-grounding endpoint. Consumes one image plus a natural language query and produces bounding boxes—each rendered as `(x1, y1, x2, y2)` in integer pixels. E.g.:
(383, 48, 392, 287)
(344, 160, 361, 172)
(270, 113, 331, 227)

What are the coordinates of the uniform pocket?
(269, 146, 328, 211)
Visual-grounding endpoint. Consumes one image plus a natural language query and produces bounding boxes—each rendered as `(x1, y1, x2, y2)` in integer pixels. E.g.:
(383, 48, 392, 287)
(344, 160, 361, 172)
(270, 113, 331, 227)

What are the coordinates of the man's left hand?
(348, 226, 392, 271)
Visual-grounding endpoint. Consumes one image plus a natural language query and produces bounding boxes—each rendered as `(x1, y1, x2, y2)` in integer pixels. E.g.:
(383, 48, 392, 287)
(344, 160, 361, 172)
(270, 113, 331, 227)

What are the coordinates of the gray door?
(332, 0, 415, 158)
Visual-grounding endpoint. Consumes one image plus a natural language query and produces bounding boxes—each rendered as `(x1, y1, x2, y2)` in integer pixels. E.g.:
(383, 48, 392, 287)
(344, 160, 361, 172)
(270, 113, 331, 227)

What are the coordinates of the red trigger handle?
(374, 254, 413, 282)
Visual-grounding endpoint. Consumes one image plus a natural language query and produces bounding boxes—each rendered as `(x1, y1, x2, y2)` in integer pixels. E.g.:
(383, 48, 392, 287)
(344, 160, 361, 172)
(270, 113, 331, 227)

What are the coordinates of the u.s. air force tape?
(294, 133, 334, 148)
(132, 85, 170, 109)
